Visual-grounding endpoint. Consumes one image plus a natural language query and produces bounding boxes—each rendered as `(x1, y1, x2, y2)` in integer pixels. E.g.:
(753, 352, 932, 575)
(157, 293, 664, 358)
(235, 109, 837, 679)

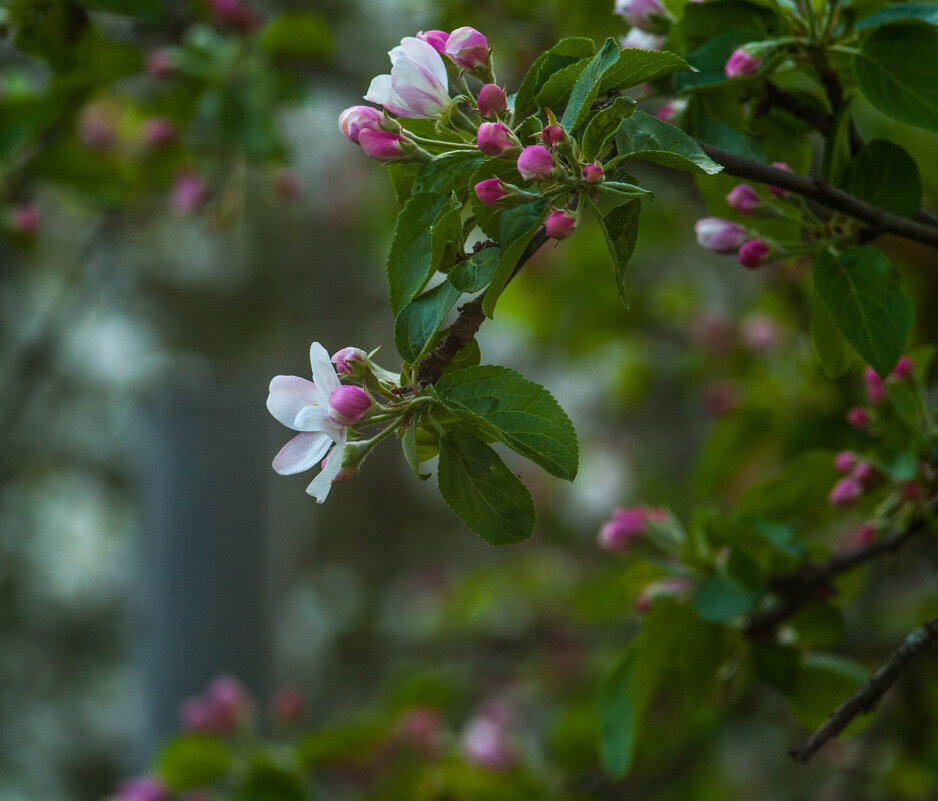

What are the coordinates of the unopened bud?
(417, 30, 450, 53)
(892, 355, 914, 381)
(477, 84, 508, 118)
(834, 451, 857, 475)
(331, 347, 367, 375)
(863, 366, 886, 405)
(726, 184, 761, 215)
(725, 46, 762, 78)
(516, 145, 556, 182)
(445, 26, 490, 72)
(829, 477, 862, 508)
(847, 406, 871, 428)
(851, 461, 878, 488)
(545, 209, 578, 240)
(541, 125, 566, 148)
(339, 106, 385, 144)
(476, 122, 517, 157)
(328, 385, 372, 426)
(473, 178, 538, 209)
(737, 238, 770, 269)
(142, 117, 177, 148)
(695, 217, 747, 253)
(171, 172, 207, 215)
(581, 162, 604, 184)
(597, 507, 646, 553)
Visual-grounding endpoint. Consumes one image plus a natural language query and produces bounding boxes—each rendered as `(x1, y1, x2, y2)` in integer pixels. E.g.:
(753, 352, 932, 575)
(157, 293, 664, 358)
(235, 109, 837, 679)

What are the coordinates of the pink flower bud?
(275, 169, 301, 200)
(331, 346, 367, 375)
(476, 122, 515, 156)
(581, 162, 604, 184)
(725, 47, 762, 78)
(358, 130, 407, 161)
(339, 105, 384, 144)
(863, 366, 886, 405)
(541, 125, 566, 148)
(477, 84, 508, 118)
(892, 355, 914, 381)
(474, 178, 511, 207)
(619, 29, 665, 50)
(208, 0, 261, 32)
(545, 209, 578, 240)
(737, 238, 770, 269)
(695, 217, 747, 253)
(634, 594, 651, 614)
(829, 477, 862, 508)
(171, 171, 207, 215)
(269, 683, 304, 725)
(851, 461, 878, 488)
(855, 522, 878, 546)
(767, 162, 792, 197)
(13, 203, 40, 235)
(328, 385, 372, 426)
(739, 313, 779, 352)
(726, 184, 761, 215)
(598, 507, 646, 553)
(417, 30, 450, 53)
(115, 776, 170, 801)
(703, 381, 737, 416)
(142, 117, 177, 148)
(396, 706, 444, 757)
(207, 675, 253, 727)
(655, 98, 686, 124)
(901, 481, 923, 502)
(445, 26, 489, 71)
(517, 145, 555, 182)
(847, 406, 871, 428)
(834, 451, 857, 475)
(78, 106, 116, 152)
(146, 49, 174, 79)
(614, 0, 666, 30)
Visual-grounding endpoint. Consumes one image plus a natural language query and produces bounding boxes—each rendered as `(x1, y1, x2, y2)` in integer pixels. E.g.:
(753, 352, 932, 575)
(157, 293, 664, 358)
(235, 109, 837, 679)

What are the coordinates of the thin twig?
(790, 615, 938, 763)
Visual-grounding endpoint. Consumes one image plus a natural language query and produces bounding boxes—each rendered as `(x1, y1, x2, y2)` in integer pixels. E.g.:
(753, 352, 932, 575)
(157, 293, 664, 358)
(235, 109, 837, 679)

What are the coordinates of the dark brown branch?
(698, 143, 938, 251)
(763, 82, 832, 132)
(790, 615, 938, 763)
(416, 228, 550, 385)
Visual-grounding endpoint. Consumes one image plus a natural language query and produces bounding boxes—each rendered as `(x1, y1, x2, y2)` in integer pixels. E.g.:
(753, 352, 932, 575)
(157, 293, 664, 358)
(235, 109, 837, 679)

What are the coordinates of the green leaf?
(674, 0, 779, 50)
(856, 22, 938, 132)
(259, 11, 332, 60)
(561, 38, 623, 133)
(810, 292, 851, 379)
(387, 193, 449, 314)
(437, 428, 536, 545)
(79, 0, 164, 20)
(435, 365, 579, 480)
(581, 96, 637, 162)
(430, 192, 464, 271)
(614, 110, 723, 174)
(156, 734, 230, 791)
(448, 247, 501, 292)
(413, 151, 485, 196)
(394, 281, 461, 364)
(535, 58, 590, 109)
(685, 95, 766, 160)
(589, 198, 641, 308)
(385, 162, 421, 205)
(402, 421, 430, 479)
(841, 139, 922, 218)
(785, 654, 869, 731)
(736, 450, 839, 518)
(231, 761, 307, 801)
(813, 246, 914, 378)
(675, 31, 753, 92)
(514, 37, 596, 115)
(597, 648, 638, 777)
(598, 49, 693, 95)
(693, 574, 761, 622)
(857, 1, 938, 29)
(481, 200, 548, 317)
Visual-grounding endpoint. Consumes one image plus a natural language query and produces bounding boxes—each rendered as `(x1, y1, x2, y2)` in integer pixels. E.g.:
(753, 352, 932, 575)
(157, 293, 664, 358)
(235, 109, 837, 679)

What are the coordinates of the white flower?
(364, 37, 452, 119)
(267, 342, 349, 503)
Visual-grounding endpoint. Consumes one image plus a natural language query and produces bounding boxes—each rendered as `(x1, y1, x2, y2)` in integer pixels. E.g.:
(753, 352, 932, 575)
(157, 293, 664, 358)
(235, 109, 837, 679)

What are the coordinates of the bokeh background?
(3, 1, 938, 800)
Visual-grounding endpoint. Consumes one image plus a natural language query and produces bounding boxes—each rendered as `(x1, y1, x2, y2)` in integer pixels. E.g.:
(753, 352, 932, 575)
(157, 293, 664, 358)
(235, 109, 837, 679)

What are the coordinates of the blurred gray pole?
(137, 374, 272, 757)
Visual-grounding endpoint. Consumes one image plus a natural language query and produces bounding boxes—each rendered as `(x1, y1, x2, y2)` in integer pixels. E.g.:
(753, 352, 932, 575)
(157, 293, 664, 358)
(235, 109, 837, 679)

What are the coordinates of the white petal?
(267, 376, 324, 430)
(306, 431, 347, 503)
(272, 432, 332, 475)
(294, 406, 344, 441)
(309, 342, 340, 396)
(398, 36, 448, 89)
(391, 60, 450, 118)
(364, 74, 414, 117)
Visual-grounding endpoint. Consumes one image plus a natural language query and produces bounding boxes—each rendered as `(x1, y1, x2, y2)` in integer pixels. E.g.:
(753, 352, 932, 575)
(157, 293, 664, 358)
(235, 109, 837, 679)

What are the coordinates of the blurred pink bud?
(269, 683, 304, 725)
(581, 162, 604, 184)
(328, 385, 371, 426)
(634, 594, 652, 614)
(358, 130, 407, 161)
(829, 477, 862, 507)
(855, 522, 878, 546)
(13, 203, 40, 235)
(115, 776, 170, 801)
(275, 169, 301, 200)
(619, 28, 665, 49)
(901, 481, 923, 502)
(615, 0, 666, 30)
(545, 209, 578, 240)
(740, 314, 779, 352)
(598, 507, 646, 553)
(207, 675, 253, 727)
(476, 122, 515, 156)
(445, 27, 489, 71)
(208, 0, 261, 32)
(863, 366, 886, 405)
(847, 406, 871, 428)
(417, 30, 450, 53)
(655, 98, 686, 124)
(517, 145, 555, 182)
(737, 238, 770, 268)
(703, 381, 737, 417)
(767, 162, 792, 197)
(171, 172, 207, 215)
(339, 105, 385, 144)
(726, 184, 760, 215)
(78, 106, 116, 152)
(331, 347, 367, 375)
(695, 217, 747, 253)
(541, 124, 566, 148)
(146, 49, 174, 79)
(142, 117, 177, 148)
(892, 355, 914, 381)
(477, 84, 508, 117)
(725, 47, 761, 78)
(461, 716, 514, 771)
(396, 706, 444, 757)
(834, 451, 857, 475)
(851, 461, 878, 488)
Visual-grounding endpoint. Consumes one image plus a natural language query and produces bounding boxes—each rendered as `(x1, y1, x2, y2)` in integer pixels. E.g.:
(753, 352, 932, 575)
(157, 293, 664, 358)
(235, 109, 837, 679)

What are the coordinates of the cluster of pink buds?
(829, 453, 880, 508)
(846, 357, 914, 427)
(460, 699, 517, 771)
(695, 217, 772, 269)
(179, 675, 253, 735)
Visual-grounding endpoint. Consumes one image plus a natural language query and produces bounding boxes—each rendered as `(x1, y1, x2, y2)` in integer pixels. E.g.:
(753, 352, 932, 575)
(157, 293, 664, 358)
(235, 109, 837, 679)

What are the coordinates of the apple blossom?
(477, 83, 508, 118)
(517, 145, 556, 182)
(417, 30, 449, 53)
(829, 477, 862, 507)
(620, 28, 665, 50)
(893, 355, 914, 381)
(339, 105, 385, 144)
(365, 37, 452, 119)
(614, 0, 667, 31)
(847, 406, 871, 428)
(695, 217, 747, 253)
(545, 209, 578, 239)
(737, 238, 770, 268)
(864, 366, 886, 405)
(477, 122, 516, 156)
(331, 347, 367, 375)
(581, 162, 604, 184)
(834, 451, 857, 475)
(445, 26, 490, 72)
(726, 184, 761, 215)
(725, 47, 761, 78)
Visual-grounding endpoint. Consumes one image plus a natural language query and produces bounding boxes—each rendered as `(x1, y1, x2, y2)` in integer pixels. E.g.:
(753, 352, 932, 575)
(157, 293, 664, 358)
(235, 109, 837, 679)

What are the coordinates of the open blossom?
(620, 28, 665, 50)
(445, 26, 489, 71)
(268, 342, 373, 502)
(695, 217, 747, 253)
(365, 37, 452, 119)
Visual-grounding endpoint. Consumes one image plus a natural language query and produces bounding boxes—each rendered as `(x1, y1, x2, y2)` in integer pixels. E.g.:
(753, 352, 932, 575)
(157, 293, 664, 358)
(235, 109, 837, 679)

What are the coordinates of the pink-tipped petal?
(273, 432, 332, 475)
(309, 342, 339, 396)
(267, 376, 324, 429)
